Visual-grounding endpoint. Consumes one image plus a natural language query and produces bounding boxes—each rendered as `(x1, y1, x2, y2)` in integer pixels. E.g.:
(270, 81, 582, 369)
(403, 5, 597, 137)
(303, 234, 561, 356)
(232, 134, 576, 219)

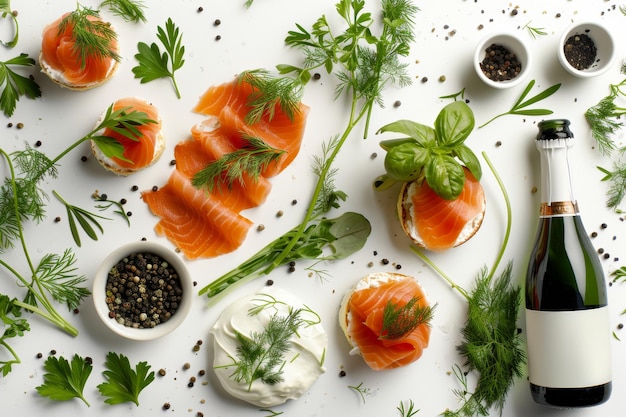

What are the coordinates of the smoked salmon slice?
(410, 168, 485, 251)
(103, 97, 162, 170)
(141, 170, 253, 259)
(40, 12, 118, 87)
(345, 275, 431, 370)
(142, 75, 309, 259)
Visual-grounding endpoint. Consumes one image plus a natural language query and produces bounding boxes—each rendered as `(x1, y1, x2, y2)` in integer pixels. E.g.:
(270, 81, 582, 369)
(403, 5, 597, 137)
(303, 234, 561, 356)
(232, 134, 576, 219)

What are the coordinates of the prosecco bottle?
(525, 119, 612, 407)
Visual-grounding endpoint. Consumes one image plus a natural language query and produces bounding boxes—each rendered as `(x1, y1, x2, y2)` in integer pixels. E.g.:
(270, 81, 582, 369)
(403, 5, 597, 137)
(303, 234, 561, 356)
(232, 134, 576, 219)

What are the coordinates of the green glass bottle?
(525, 119, 612, 407)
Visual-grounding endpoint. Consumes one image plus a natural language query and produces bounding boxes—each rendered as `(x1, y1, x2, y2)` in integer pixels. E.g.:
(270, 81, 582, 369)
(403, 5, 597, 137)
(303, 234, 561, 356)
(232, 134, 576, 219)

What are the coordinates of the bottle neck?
(536, 138, 578, 217)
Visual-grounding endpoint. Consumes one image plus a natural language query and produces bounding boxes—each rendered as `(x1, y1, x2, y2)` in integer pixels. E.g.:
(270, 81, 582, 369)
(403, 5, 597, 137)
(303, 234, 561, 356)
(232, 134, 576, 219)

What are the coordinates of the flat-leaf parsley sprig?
(36, 354, 93, 406)
(132, 18, 185, 98)
(0, 53, 42, 117)
(97, 352, 155, 406)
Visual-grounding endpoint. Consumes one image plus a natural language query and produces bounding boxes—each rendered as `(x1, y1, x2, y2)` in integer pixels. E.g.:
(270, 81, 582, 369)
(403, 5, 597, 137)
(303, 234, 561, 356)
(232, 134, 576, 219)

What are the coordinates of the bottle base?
(530, 382, 612, 408)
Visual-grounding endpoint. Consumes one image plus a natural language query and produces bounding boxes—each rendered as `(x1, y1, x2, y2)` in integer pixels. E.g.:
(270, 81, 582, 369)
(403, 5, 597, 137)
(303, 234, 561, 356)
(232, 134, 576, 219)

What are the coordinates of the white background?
(1, 1, 625, 416)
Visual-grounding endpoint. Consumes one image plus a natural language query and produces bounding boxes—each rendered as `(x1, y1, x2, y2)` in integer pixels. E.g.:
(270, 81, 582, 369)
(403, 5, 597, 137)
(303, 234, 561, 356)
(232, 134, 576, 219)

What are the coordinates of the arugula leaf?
(97, 352, 155, 406)
(132, 18, 185, 98)
(0, 294, 30, 376)
(99, 0, 147, 23)
(0, 53, 42, 117)
(479, 80, 561, 128)
(36, 354, 92, 406)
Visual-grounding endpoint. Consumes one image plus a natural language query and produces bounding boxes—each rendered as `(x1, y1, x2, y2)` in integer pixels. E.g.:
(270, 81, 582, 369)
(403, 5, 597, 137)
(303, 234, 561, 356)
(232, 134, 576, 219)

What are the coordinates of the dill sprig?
(199, 1, 412, 300)
(99, 0, 147, 23)
(585, 72, 626, 156)
(348, 381, 371, 404)
(239, 69, 304, 124)
(59, 4, 120, 69)
(397, 399, 420, 417)
(191, 134, 286, 192)
(412, 152, 525, 417)
(598, 162, 626, 209)
(224, 308, 304, 390)
(380, 297, 434, 340)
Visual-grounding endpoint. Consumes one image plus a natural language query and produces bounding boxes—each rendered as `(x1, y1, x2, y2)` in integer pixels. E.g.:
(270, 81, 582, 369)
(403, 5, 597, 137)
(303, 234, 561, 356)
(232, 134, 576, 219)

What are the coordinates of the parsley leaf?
(132, 18, 185, 98)
(97, 352, 155, 406)
(36, 354, 93, 406)
(0, 294, 30, 376)
(0, 53, 41, 117)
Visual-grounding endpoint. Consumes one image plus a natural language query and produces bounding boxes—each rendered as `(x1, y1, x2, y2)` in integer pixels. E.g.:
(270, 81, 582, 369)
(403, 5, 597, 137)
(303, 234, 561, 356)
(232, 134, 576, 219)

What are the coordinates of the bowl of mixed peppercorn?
(93, 241, 193, 340)
(474, 32, 530, 89)
(558, 21, 615, 78)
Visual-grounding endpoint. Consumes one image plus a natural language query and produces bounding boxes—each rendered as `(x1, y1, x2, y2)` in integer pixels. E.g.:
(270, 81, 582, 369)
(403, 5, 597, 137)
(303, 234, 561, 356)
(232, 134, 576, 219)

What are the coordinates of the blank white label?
(525, 308, 611, 388)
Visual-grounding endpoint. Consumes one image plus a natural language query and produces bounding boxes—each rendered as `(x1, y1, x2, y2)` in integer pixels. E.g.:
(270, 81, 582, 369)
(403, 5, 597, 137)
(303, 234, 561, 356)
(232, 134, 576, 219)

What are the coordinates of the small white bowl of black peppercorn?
(93, 241, 193, 341)
(558, 21, 615, 78)
(474, 32, 530, 89)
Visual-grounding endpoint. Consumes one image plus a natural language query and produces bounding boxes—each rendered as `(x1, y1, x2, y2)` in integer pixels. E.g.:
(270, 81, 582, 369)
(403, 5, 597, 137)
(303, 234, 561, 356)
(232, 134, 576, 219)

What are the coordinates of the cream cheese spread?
(211, 287, 327, 407)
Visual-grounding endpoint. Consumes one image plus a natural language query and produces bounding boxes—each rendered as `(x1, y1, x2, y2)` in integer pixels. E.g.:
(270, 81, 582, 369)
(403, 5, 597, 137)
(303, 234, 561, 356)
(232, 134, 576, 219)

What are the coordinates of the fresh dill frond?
(23, 249, 90, 311)
(226, 309, 303, 390)
(598, 162, 626, 209)
(239, 70, 304, 125)
(585, 79, 626, 156)
(348, 381, 371, 404)
(99, 0, 147, 23)
(59, 4, 120, 69)
(191, 135, 285, 192)
(380, 297, 434, 340)
(311, 135, 348, 216)
(397, 399, 420, 417)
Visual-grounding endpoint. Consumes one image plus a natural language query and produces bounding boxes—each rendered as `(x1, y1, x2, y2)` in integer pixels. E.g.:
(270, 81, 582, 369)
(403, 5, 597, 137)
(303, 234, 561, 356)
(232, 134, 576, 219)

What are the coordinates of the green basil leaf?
(425, 154, 465, 200)
(434, 101, 475, 147)
(454, 144, 482, 181)
(384, 142, 428, 181)
(377, 120, 436, 147)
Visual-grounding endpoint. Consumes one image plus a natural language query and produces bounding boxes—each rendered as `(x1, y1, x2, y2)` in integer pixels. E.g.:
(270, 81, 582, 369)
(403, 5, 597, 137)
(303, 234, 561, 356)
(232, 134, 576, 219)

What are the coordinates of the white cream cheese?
(211, 287, 328, 407)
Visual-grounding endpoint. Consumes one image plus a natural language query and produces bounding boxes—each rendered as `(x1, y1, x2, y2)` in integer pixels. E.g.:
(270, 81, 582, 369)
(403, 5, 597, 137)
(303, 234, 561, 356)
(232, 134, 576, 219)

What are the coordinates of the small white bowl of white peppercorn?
(474, 32, 530, 89)
(93, 241, 193, 341)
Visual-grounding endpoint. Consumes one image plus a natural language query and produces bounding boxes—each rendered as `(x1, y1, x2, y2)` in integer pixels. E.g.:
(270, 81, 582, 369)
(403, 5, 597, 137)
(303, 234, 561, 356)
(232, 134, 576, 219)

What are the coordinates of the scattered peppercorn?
(36, 352, 43, 359)
(183, 362, 191, 370)
(163, 402, 171, 410)
(395, 264, 402, 270)
(35, 140, 42, 147)
(591, 231, 598, 238)
(291, 199, 297, 205)
(198, 369, 206, 376)
(382, 258, 389, 265)
(50, 349, 56, 355)
(276, 210, 284, 217)
(266, 279, 274, 286)
(54, 216, 61, 223)
(313, 73, 321, 80)
(197, 6, 203, 12)
(601, 223, 608, 229)
(339, 370, 346, 377)
(393, 100, 402, 107)
(16, 122, 23, 129)
(257, 224, 265, 232)
(152, 185, 158, 192)
(81, 155, 88, 162)
(159, 368, 167, 376)
(215, 35, 221, 41)
(421, 77, 428, 83)
(170, 159, 176, 166)
(214, 19, 221, 26)
(131, 185, 139, 192)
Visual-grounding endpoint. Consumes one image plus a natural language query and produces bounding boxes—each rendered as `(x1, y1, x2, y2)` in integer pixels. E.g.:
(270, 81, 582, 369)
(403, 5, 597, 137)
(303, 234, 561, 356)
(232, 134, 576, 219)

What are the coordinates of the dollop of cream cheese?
(211, 287, 328, 407)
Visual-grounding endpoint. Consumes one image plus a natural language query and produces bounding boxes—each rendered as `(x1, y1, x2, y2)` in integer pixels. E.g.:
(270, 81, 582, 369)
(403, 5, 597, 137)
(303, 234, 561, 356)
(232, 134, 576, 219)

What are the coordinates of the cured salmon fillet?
(104, 97, 162, 170)
(142, 170, 253, 259)
(142, 76, 308, 259)
(40, 13, 118, 86)
(346, 275, 431, 370)
(411, 169, 485, 251)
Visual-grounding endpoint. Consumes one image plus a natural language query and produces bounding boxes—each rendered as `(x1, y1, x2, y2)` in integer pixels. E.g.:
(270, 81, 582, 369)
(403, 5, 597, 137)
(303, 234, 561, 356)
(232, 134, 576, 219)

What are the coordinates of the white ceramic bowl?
(558, 21, 615, 78)
(474, 32, 530, 89)
(93, 241, 193, 341)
